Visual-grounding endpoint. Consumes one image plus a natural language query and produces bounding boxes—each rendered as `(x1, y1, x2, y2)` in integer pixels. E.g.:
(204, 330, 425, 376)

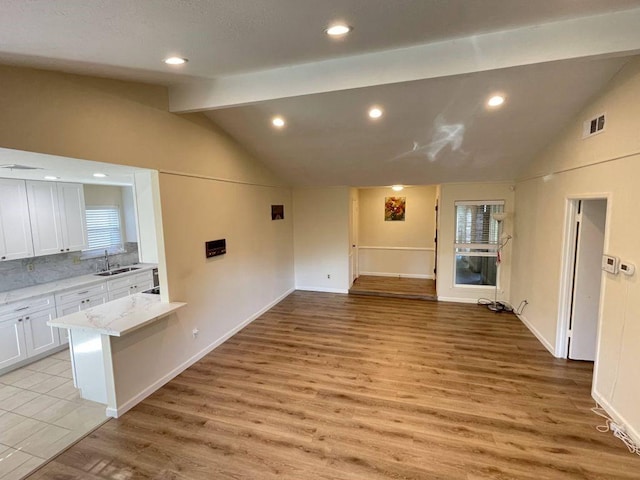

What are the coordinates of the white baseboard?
(436, 296, 478, 304)
(517, 313, 557, 357)
(592, 389, 640, 447)
(295, 286, 349, 294)
(358, 271, 434, 279)
(106, 287, 295, 418)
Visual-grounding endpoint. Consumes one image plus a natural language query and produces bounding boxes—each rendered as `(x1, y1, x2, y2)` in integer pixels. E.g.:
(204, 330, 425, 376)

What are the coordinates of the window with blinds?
(85, 206, 123, 251)
(454, 200, 504, 286)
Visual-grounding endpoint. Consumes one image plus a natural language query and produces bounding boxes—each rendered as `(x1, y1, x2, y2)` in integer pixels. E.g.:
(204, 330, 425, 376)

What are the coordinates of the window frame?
(453, 200, 504, 288)
(82, 205, 125, 257)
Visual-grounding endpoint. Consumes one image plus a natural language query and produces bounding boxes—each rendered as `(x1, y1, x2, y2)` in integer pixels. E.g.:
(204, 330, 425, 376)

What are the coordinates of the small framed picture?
(271, 205, 284, 220)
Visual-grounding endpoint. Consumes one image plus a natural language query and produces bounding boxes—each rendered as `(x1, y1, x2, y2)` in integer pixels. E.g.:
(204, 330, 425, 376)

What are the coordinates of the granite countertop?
(48, 292, 186, 336)
(0, 263, 157, 306)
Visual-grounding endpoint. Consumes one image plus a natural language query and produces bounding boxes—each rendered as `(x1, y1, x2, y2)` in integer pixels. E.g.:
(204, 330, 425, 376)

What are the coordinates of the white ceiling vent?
(583, 113, 606, 138)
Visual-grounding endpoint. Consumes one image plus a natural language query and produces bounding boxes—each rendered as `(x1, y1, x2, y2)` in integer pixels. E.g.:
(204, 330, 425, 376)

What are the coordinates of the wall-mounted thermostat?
(205, 239, 226, 258)
(620, 261, 635, 276)
(602, 254, 619, 274)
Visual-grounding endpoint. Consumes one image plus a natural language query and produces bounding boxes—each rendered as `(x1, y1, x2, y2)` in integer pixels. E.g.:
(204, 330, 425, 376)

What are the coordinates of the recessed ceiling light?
(325, 24, 352, 36)
(93, 173, 107, 178)
(272, 116, 285, 128)
(368, 107, 383, 119)
(44, 175, 59, 180)
(164, 57, 188, 65)
(391, 185, 404, 192)
(487, 95, 505, 107)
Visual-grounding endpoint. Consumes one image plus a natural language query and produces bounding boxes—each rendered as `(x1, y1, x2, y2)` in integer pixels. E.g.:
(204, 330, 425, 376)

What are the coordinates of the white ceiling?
(1, 1, 640, 186)
(0, 148, 142, 186)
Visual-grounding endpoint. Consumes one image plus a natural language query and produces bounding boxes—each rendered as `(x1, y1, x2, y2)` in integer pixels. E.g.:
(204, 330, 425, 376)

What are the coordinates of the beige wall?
(0, 65, 294, 412)
(358, 186, 436, 248)
(437, 182, 515, 302)
(293, 187, 350, 292)
(358, 186, 436, 278)
(512, 58, 640, 443)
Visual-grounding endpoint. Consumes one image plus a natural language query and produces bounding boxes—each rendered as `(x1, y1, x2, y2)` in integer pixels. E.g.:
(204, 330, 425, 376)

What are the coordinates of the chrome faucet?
(104, 250, 110, 272)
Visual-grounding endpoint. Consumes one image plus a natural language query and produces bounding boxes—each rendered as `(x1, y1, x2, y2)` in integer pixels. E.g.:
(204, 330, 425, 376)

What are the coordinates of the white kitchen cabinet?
(0, 294, 57, 371)
(23, 307, 60, 356)
(0, 178, 34, 261)
(55, 282, 108, 344)
(26, 180, 87, 256)
(107, 270, 153, 301)
(0, 316, 28, 370)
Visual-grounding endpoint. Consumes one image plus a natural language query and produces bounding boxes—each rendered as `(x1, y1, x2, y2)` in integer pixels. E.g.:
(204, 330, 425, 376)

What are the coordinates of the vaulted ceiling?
(2, 1, 640, 186)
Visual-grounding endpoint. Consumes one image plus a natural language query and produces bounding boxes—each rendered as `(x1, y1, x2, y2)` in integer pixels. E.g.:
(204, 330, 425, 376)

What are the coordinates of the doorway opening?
(557, 197, 608, 361)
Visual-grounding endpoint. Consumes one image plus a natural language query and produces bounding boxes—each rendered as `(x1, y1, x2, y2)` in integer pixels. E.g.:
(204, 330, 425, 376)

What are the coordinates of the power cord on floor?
(477, 298, 514, 313)
(591, 403, 640, 455)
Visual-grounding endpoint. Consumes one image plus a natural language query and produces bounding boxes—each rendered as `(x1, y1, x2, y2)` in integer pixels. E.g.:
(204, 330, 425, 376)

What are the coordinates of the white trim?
(436, 296, 478, 304)
(556, 194, 611, 359)
(358, 246, 435, 251)
(517, 313, 557, 357)
(106, 287, 295, 418)
(295, 286, 349, 294)
(454, 200, 505, 206)
(358, 272, 434, 279)
(592, 389, 640, 447)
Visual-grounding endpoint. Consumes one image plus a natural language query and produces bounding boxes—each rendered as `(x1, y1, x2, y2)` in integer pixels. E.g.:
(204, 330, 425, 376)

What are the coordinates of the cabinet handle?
(60, 249, 64, 252)
(18, 318, 22, 322)
(15, 306, 29, 311)
(77, 290, 89, 295)
(1, 256, 6, 260)
(87, 299, 91, 302)
(25, 316, 30, 320)
(66, 248, 70, 251)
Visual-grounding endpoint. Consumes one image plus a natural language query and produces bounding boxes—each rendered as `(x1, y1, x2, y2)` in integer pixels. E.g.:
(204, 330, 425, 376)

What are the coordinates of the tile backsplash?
(0, 243, 140, 292)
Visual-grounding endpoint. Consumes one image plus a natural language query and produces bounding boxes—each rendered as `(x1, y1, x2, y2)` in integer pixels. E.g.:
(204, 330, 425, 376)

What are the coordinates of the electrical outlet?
(26, 263, 34, 272)
(327, 274, 331, 279)
(73, 256, 81, 265)
(192, 328, 199, 339)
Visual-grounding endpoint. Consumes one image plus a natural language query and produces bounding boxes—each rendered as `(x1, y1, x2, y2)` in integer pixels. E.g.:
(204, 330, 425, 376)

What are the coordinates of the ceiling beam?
(169, 8, 640, 113)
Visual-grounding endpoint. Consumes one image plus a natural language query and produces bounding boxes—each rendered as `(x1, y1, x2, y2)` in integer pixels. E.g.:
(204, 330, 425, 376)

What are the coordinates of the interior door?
(350, 196, 359, 283)
(433, 199, 438, 288)
(569, 199, 607, 361)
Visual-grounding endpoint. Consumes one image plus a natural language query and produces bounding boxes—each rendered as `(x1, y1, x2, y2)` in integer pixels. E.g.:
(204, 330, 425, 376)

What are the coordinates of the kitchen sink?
(95, 266, 141, 276)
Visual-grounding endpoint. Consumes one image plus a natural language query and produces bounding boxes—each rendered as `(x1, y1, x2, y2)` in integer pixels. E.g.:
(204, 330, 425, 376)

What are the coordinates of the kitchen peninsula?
(48, 292, 186, 417)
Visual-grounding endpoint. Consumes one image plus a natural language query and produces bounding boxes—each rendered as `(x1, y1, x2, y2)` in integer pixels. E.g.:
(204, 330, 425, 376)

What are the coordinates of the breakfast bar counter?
(47, 293, 187, 416)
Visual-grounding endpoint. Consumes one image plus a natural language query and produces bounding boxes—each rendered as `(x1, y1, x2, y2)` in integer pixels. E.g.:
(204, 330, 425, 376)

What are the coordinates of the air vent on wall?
(0, 164, 42, 170)
(583, 113, 606, 138)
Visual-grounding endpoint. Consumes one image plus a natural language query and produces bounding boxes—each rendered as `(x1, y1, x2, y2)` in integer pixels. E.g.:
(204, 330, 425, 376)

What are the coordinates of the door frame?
(556, 193, 611, 360)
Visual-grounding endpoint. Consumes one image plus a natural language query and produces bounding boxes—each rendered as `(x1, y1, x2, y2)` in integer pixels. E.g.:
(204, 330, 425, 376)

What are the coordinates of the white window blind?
(85, 206, 123, 251)
(454, 201, 504, 249)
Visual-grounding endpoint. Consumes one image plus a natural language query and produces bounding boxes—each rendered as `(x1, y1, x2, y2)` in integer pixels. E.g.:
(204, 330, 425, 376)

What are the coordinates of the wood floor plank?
(27, 291, 639, 479)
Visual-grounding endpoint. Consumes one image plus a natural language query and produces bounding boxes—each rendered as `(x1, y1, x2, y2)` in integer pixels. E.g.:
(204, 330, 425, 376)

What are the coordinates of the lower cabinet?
(107, 270, 153, 301)
(0, 297, 58, 371)
(1, 267, 154, 372)
(23, 307, 60, 356)
(0, 316, 28, 370)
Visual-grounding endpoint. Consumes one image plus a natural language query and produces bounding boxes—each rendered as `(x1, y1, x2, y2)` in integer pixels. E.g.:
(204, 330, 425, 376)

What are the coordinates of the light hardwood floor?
(349, 275, 437, 300)
(29, 292, 639, 479)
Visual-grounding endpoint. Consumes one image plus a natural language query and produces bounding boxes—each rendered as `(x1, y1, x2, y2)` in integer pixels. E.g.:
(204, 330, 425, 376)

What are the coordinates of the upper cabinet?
(0, 178, 34, 261)
(26, 181, 88, 256)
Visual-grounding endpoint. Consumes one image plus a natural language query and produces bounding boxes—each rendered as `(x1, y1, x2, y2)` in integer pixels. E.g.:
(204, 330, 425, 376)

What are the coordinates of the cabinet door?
(0, 316, 28, 369)
(0, 178, 34, 261)
(26, 180, 65, 256)
(108, 286, 132, 301)
(23, 307, 60, 356)
(58, 183, 88, 252)
(79, 293, 108, 310)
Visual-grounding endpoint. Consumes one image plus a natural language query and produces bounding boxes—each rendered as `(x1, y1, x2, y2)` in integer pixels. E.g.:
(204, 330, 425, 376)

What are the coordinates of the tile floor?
(0, 349, 108, 480)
